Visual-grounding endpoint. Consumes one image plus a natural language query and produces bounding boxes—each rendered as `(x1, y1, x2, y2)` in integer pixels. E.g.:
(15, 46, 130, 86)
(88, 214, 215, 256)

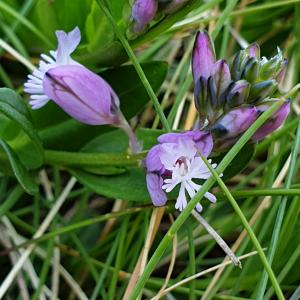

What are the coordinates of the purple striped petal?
(211, 59, 231, 96)
(252, 100, 290, 141)
(212, 106, 258, 138)
(43, 65, 120, 125)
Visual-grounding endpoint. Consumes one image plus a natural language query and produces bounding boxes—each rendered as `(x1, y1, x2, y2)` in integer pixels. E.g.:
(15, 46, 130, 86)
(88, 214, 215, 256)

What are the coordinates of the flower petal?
(43, 65, 120, 125)
(252, 100, 290, 141)
(212, 106, 258, 139)
(146, 172, 167, 206)
(145, 145, 164, 173)
(56, 27, 81, 64)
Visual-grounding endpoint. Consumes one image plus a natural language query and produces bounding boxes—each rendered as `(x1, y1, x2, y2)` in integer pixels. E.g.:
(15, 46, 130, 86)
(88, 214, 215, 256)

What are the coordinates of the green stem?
(199, 154, 284, 300)
(217, 188, 300, 199)
(96, 0, 171, 132)
(44, 150, 144, 167)
(256, 121, 300, 299)
(129, 100, 286, 299)
(187, 220, 196, 300)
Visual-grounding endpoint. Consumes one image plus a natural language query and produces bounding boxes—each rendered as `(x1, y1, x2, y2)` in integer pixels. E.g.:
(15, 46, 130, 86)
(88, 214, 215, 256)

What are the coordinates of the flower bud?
(252, 100, 290, 141)
(43, 65, 121, 126)
(129, 0, 158, 35)
(241, 57, 259, 83)
(211, 59, 231, 98)
(192, 31, 216, 83)
(211, 106, 258, 139)
(231, 50, 248, 81)
(225, 80, 250, 110)
(245, 43, 260, 59)
(260, 48, 284, 80)
(248, 80, 278, 103)
(275, 58, 288, 85)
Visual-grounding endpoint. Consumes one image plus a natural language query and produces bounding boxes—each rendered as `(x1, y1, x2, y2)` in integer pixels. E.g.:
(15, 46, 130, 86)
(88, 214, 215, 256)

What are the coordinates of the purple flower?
(43, 65, 120, 125)
(212, 106, 258, 139)
(252, 100, 290, 141)
(145, 131, 217, 212)
(24, 27, 123, 126)
(131, 0, 158, 34)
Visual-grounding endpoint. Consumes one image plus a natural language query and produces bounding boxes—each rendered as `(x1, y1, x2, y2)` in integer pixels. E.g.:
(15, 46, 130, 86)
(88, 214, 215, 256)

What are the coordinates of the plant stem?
(192, 210, 241, 267)
(129, 99, 286, 299)
(96, 0, 171, 132)
(118, 114, 141, 153)
(198, 153, 284, 300)
(256, 120, 300, 299)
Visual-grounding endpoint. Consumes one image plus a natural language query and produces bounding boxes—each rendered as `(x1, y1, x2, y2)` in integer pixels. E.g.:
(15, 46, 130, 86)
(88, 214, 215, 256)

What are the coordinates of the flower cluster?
(24, 28, 291, 213)
(127, 0, 187, 37)
(145, 31, 290, 211)
(192, 31, 290, 150)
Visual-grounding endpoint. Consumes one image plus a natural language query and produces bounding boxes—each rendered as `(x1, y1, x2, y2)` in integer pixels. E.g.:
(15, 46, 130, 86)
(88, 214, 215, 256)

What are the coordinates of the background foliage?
(0, 0, 300, 299)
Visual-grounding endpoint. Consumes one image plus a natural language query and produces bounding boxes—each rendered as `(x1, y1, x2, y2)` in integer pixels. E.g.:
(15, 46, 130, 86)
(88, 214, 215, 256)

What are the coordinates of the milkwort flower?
(145, 131, 218, 212)
(127, 0, 158, 37)
(24, 27, 140, 152)
(126, 0, 188, 38)
(191, 31, 290, 148)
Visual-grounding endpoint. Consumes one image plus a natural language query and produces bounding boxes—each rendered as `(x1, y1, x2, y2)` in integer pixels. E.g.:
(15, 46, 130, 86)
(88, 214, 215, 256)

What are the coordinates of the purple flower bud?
(145, 130, 215, 210)
(212, 106, 258, 139)
(275, 58, 288, 85)
(252, 100, 290, 141)
(245, 43, 260, 59)
(43, 65, 121, 126)
(225, 80, 250, 109)
(211, 59, 231, 98)
(192, 31, 216, 83)
(131, 0, 158, 34)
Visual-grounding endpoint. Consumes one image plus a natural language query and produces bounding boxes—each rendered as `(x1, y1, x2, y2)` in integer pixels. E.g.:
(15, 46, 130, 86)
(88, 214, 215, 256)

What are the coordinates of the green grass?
(0, 0, 299, 299)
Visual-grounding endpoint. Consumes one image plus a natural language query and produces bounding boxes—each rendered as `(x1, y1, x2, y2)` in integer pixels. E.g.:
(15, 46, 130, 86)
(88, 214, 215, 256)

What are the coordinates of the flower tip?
(192, 30, 216, 81)
(246, 42, 260, 58)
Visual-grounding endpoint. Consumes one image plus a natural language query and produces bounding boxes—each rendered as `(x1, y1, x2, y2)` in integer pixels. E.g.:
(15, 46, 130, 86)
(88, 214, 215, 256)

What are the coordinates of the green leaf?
(0, 88, 44, 169)
(101, 61, 168, 118)
(32, 0, 93, 46)
(85, 1, 115, 52)
(72, 167, 150, 202)
(82, 128, 164, 153)
(214, 143, 256, 180)
(0, 139, 38, 195)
